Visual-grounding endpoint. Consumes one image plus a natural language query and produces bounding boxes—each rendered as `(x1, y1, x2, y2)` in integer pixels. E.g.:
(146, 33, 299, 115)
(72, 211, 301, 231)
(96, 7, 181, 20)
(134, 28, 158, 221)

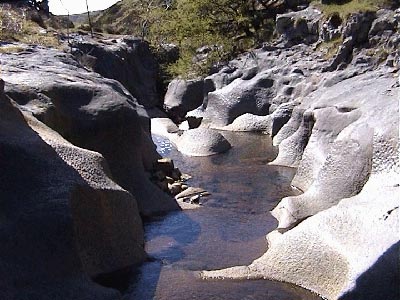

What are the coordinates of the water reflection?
(124, 132, 321, 300)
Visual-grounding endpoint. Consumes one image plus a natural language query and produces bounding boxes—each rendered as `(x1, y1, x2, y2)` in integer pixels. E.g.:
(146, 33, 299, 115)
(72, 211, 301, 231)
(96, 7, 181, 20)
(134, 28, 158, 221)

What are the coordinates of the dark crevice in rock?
(335, 106, 357, 113)
(92, 267, 133, 293)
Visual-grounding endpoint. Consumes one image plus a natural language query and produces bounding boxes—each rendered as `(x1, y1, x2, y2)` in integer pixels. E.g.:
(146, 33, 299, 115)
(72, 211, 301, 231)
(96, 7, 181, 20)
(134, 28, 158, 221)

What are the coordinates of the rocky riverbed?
(154, 5, 400, 300)
(125, 132, 323, 300)
(0, 2, 399, 300)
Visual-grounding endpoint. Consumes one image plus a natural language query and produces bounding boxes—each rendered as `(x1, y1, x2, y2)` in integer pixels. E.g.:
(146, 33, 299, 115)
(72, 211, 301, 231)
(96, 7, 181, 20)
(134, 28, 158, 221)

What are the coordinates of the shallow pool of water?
(124, 132, 321, 300)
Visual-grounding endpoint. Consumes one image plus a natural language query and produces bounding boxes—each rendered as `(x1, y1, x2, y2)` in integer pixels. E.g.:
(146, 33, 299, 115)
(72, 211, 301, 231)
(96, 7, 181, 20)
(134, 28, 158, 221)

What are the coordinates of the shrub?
(94, 0, 277, 78)
(313, 0, 398, 18)
(147, 0, 276, 77)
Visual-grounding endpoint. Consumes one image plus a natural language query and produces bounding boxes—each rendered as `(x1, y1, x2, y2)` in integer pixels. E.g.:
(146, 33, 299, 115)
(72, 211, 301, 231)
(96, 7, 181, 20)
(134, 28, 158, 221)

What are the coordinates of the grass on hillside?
(312, 0, 396, 18)
(0, 44, 24, 53)
(312, 0, 396, 59)
(0, 3, 70, 48)
(92, 0, 143, 35)
(317, 36, 344, 59)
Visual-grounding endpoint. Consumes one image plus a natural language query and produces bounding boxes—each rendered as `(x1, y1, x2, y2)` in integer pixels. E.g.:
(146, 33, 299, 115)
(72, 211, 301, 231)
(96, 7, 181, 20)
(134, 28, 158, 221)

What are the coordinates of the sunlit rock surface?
(202, 69, 399, 300)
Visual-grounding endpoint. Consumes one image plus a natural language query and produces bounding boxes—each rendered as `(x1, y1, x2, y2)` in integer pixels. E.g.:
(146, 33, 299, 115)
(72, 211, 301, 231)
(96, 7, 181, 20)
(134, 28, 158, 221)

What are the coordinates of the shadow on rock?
(339, 241, 400, 300)
(0, 92, 139, 299)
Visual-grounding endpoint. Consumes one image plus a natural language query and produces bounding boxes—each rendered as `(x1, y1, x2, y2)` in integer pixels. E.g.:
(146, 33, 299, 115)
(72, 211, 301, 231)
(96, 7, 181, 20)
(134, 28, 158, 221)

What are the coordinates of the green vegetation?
(94, 0, 395, 78)
(312, 0, 396, 18)
(3, 0, 397, 76)
(94, 0, 277, 78)
(148, 0, 276, 77)
(0, 44, 24, 53)
(313, 0, 397, 59)
(317, 36, 343, 59)
(365, 46, 390, 63)
(0, 3, 71, 47)
(92, 0, 154, 35)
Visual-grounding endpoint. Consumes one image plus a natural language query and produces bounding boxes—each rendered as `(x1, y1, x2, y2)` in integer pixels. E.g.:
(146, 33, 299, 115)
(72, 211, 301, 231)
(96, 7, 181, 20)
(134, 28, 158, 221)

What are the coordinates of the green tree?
(149, 0, 275, 77)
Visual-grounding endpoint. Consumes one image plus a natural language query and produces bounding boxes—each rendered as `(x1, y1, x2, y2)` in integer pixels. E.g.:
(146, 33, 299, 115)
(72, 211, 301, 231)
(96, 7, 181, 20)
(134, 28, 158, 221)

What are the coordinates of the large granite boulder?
(149, 120, 231, 157)
(202, 69, 399, 300)
(0, 81, 144, 299)
(175, 128, 231, 157)
(185, 42, 327, 130)
(220, 101, 296, 135)
(200, 72, 275, 127)
(276, 7, 322, 44)
(73, 37, 161, 108)
(163, 78, 214, 121)
(1, 44, 178, 216)
(369, 9, 398, 36)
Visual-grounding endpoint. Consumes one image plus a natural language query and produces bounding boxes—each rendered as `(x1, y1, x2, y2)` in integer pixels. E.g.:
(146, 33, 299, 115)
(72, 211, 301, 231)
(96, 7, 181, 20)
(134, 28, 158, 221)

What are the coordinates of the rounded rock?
(176, 128, 231, 157)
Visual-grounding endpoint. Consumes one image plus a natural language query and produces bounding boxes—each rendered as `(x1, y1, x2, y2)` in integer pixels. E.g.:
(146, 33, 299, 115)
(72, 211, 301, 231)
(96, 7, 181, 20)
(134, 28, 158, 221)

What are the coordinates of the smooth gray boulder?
(1, 45, 179, 216)
(186, 5, 398, 134)
(0, 85, 144, 299)
(369, 9, 398, 36)
(202, 73, 274, 127)
(220, 113, 273, 132)
(151, 118, 232, 157)
(270, 71, 398, 228)
(150, 122, 231, 157)
(271, 109, 315, 167)
(186, 45, 325, 131)
(164, 78, 214, 120)
(220, 101, 296, 135)
(206, 66, 244, 90)
(204, 178, 399, 300)
(276, 7, 322, 44)
(290, 106, 362, 191)
(73, 37, 161, 108)
(175, 128, 231, 157)
(272, 106, 306, 146)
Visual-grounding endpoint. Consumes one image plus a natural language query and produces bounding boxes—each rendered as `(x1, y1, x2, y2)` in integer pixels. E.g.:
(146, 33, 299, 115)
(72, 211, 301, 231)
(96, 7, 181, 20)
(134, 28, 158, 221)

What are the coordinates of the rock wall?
(1, 45, 179, 216)
(163, 78, 214, 121)
(174, 7, 399, 133)
(260, 70, 399, 299)
(0, 79, 143, 299)
(72, 37, 161, 109)
(200, 6, 399, 300)
(0, 42, 182, 298)
(202, 69, 399, 300)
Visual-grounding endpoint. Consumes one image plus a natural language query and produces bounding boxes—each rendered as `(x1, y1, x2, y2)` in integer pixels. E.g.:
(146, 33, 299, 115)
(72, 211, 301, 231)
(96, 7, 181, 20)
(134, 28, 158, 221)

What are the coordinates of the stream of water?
(124, 132, 322, 300)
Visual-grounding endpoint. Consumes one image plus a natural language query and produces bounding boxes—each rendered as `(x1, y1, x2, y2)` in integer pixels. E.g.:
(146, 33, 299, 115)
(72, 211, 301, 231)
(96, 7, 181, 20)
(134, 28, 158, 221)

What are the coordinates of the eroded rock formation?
(1, 45, 178, 216)
(195, 6, 400, 300)
(0, 42, 180, 299)
(202, 67, 399, 300)
(72, 37, 162, 108)
(0, 79, 144, 299)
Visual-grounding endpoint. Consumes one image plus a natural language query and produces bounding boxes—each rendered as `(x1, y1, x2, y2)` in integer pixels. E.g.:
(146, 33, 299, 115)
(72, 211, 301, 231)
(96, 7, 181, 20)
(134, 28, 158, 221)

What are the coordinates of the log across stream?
(125, 132, 322, 300)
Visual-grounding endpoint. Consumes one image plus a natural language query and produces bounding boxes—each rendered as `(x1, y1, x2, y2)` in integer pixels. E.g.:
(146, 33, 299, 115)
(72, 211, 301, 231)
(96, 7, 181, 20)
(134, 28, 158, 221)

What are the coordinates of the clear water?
(124, 132, 322, 300)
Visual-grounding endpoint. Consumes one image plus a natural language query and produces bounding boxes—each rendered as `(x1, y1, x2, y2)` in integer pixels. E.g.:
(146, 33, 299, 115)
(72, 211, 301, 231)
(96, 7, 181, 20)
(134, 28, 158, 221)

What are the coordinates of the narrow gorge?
(0, 1, 398, 300)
